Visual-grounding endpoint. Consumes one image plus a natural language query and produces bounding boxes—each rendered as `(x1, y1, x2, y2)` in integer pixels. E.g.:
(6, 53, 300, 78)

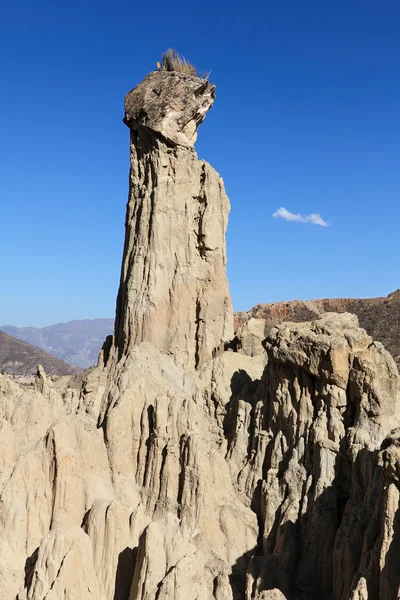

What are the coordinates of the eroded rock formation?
(230, 314, 400, 599)
(114, 70, 233, 371)
(235, 291, 400, 367)
(1, 69, 400, 600)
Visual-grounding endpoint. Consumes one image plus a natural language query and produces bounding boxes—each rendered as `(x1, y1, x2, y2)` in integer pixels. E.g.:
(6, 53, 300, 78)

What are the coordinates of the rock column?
(113, 71, 234, 370)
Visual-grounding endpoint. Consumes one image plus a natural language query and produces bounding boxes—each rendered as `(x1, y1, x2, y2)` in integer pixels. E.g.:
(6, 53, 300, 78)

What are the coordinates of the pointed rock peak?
(124, 70, 216, 147)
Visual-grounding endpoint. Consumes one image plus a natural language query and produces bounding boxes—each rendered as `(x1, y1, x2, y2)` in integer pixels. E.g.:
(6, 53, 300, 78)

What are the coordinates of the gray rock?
(124, 70, 215, 147)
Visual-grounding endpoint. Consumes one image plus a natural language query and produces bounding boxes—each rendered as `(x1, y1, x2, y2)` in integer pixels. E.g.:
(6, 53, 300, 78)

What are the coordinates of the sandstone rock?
(113, 70, 233, 370)
(234, 317, 267, 358)
(230, 313, 400, 599)
(0, 340, 259, 599)
(130, 515, 233, 600)
(98, 342, 258, 595)
(197, 350, 265, 430)
(2, 305, 400, 600)
(245, 555, 290, 599)
(124, 71, 215, 147)
(17, 525, 105, 600)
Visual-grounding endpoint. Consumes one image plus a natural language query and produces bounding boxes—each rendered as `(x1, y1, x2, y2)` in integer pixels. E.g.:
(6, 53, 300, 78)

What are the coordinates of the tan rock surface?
(4, 311, 398, 599)
(231, 313, 400, 599)
(114, 70, 233, 370)
(124, 70, 215, 147)
(0, 342, 259, 599)
(235, 290, 400, 367)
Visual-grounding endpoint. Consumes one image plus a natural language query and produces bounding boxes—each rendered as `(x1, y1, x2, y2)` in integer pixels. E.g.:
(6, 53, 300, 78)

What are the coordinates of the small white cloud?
(273, 207, 329, 227)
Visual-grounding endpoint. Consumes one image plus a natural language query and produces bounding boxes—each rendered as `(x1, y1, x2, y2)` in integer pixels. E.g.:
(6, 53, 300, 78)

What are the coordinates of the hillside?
(235, 289, 400, 363)
(0, 318, 113, 368)
(0, 330, 79, 375)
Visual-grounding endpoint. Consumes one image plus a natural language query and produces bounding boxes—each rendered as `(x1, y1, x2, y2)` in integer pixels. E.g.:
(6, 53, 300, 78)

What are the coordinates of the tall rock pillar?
(113, 71, 234, 369)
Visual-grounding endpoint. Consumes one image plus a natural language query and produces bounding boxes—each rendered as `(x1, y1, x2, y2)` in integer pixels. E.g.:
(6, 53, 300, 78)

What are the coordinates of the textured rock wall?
(2, 313, 400, 600)
(0, 347, 261, 600)
(226, 313, 400, 599)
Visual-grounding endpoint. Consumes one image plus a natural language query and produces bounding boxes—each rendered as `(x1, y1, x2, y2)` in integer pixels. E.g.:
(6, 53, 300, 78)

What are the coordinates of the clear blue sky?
(1, 0, 399, 326)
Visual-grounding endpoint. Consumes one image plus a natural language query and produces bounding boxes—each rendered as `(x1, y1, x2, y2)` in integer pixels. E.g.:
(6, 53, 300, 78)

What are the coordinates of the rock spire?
(113, 70, 234, 370)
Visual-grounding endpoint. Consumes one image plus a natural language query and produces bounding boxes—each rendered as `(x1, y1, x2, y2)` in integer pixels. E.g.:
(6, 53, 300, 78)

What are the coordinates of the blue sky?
(1, 0, 399, 326)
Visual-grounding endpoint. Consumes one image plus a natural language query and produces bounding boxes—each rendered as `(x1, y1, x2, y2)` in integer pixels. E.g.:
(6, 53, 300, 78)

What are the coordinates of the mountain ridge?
(0, 330, 80, 376)
(0, 318, 114, 368)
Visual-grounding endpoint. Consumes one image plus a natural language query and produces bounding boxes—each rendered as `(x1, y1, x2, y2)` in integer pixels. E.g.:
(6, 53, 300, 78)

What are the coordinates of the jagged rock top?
(124, 70, 216, 147)
(263, 313, 374, 388)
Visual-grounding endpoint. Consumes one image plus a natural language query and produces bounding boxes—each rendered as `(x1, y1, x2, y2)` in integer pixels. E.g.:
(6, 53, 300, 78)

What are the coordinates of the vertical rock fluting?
(224, 313, 400, 600)
(113, 70, 234, 370)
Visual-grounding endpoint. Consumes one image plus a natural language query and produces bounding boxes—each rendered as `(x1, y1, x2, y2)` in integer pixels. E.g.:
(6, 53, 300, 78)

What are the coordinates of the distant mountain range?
(0, 330, 79, 376)
(0, 318, 114, 369)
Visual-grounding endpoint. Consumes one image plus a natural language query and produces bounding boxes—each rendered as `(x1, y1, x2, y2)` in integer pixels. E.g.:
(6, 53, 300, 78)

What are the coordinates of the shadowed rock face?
(1, 71, 400, 600)
(228, 314, 400, 600)
(114, 70, 233, 370)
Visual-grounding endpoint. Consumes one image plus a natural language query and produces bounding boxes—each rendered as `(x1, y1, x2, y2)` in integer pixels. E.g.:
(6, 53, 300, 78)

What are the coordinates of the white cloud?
(272, 207, 329, 227)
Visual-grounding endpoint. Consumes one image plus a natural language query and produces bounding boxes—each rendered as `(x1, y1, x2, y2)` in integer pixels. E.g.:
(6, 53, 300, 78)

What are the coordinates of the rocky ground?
(0, 69, 399, 600)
